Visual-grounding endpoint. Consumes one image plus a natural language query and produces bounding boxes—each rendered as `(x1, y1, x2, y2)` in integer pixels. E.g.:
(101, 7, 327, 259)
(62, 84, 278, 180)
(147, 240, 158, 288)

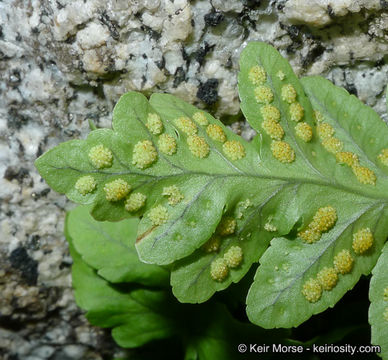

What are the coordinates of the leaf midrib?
(49, 162, 388, 202)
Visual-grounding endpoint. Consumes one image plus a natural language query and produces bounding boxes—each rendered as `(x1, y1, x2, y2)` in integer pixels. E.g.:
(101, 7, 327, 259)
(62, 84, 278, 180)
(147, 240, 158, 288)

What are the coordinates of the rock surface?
(1, 0, 387, 358)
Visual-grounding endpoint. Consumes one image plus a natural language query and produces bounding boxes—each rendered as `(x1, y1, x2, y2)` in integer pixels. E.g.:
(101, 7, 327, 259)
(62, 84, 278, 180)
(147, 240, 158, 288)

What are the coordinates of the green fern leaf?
(240, 43, 388, 328)
(65, 204, 168, 286)
(36, 42, 388, 327)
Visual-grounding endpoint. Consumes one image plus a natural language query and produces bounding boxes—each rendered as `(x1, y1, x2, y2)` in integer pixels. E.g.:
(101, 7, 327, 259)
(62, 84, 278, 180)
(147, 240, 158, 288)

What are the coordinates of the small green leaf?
(68, 234, 176, 348)
(369, 241, 388, 359)
(88, 118, 97, 131)
(65, 205, 168, 286)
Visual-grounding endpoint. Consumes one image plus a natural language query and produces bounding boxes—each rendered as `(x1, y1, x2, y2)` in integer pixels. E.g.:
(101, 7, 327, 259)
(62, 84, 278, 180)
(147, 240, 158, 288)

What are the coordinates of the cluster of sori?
(384, 286, 388, 322)
(199, 217, 243, 282)
(300, 206, 374, 303)
(72, 108, 248, 224)
(249, 65, 313, 164)
(175, 111, 245, 161)
(298, 206, 337, 244)
(249, 64, 388, 188)
(315, 110, 378, 186)
(75, 143, 148, 213)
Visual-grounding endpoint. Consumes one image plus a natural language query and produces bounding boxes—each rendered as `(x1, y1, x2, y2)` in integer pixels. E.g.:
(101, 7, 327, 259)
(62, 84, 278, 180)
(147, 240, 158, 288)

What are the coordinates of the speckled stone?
(1, 0, 388, 358)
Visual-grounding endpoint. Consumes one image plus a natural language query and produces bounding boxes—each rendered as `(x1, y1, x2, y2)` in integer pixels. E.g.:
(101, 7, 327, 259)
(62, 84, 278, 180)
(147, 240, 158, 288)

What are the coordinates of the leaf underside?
(36, 42, 388, 328)
(239, 43, 388, 328)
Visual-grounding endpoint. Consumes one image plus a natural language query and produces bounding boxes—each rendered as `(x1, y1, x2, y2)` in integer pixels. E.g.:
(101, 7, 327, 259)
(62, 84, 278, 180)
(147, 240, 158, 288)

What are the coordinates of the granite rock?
(1, 0, 388, 358)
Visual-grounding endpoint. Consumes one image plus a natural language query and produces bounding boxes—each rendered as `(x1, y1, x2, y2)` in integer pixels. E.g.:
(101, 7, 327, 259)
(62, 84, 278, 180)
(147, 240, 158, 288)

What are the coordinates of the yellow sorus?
(125, 192, 146, 212)
(206, 124, 226, 142)
(262, 119, 284, 140)
(260, 104, 281, 122)
(217, 217, 236, 236)
(314, 110, 324, 123)
(240, 199, 252, 209)
(317, 122, 335, 140)
(352, 165, 376, 185)
(75, 175, 97, 195)
(333, 249, 354, 274)
(298, 228, 321, 244)
(146, 113, 163, 135)
(248, 65, 266, 85)
(192, 111, 208, 126)
(132, 140, 158, 169)
(104, 179, 131, 201)
(310, 206, 337, 233)
(89, 144, 113, 169)
(384, 307, 388, 322)
(302, 278, 322, 303)
(224, 246, 243, 268)
(187, 135, 210, 158)
(336, 151, 359, 167)
(281, 84, 297, 104)
(295, 122, 313, 142)
(317, 267, 338, 291)
(322, 137, 343, 154)
(210, 258, 229, 282)
(289, 102, 304, 122)
(175, 116, 197, 136)
(276, 70, 285, 80)
(264, 222, 277, 232)
(254, 85, 274, 104)
(270, 140, 295, 163)
(378, 149, 388, 166)
(158, 133, 177, 155)
(202, 236, 221, 253)
(223, 140, 246, 160)
(384, 287, 388, 301)
(148, 205, 168, 226)
(162, 185, 184, 205)
(352, 227, 374, 254)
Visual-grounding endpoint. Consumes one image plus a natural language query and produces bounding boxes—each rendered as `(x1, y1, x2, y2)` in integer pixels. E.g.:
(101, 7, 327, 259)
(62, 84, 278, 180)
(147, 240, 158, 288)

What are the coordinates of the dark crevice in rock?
(302, 42, 325, 68)
(327, 5, 336, 19)
(155, 56, 165, 70)
(7, 108, 30, 130)
(204, 10, 224, 27)
(99, 11, 120, 40)
(344, 81, 358, 96)
(141, 24, 162, 41)
(194, 41, 215, 66)
(4, 167, 30, 184)
(173, 66, 186, 88)
(197, 78, 219, 105)
(9, 247, 38, 286)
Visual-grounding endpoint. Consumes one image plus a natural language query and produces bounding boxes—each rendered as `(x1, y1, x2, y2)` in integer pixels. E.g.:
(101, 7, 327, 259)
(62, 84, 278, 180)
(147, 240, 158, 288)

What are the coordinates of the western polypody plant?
(36, 42, 388, 357)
